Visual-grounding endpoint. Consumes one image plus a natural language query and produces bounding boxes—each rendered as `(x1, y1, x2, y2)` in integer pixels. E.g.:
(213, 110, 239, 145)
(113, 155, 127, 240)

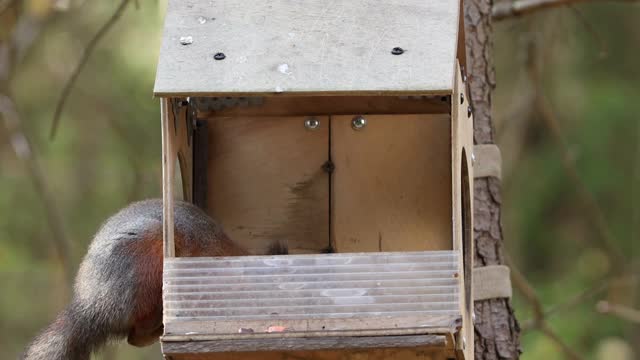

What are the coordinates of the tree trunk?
(463, 1, 522, 359)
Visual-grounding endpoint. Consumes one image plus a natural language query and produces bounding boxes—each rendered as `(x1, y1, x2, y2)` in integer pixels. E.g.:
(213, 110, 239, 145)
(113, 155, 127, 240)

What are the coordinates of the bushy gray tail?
(22, 301, 110, 360)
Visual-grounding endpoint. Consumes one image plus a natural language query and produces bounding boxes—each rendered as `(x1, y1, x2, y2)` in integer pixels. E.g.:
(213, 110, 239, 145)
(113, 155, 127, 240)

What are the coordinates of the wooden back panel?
(206, 116, 330, 254)
(332, 114, 452, 252)
(204, 111, 452, 254)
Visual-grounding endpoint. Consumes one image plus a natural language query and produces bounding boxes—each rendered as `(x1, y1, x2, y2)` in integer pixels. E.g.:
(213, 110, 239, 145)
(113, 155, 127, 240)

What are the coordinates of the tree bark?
(463, 0, 522, 359)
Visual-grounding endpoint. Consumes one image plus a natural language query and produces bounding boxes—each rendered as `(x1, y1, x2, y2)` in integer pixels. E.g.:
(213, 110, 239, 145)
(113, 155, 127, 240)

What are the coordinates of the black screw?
(467, 106, 472, 118)
(213, 52, 226, 60)
(460, 93, 464, 105)
(322, 160, 335, 173)
(391, 47, 405, 55)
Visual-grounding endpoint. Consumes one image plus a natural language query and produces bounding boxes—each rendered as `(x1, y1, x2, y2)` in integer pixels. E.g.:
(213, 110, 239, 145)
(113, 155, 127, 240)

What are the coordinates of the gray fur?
(22, 199, 236, 360)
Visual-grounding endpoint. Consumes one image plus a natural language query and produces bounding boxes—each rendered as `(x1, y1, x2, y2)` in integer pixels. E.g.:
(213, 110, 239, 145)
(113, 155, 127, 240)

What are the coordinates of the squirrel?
(22, 199, 282, 360)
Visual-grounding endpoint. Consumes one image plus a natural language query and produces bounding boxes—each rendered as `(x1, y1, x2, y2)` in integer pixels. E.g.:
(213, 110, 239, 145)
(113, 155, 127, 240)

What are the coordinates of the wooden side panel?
(331, 114, 452, 253)
(165, 346, 454, 360)
(174, 99, 194, 202)
(162, 98, 177, 257)
(452, 61, 474, 360)
(206, 116, 329, 254)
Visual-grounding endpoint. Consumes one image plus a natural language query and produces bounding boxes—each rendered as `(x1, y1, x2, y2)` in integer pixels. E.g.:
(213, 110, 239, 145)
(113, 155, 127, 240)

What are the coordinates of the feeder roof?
(154, 0, 461, 97)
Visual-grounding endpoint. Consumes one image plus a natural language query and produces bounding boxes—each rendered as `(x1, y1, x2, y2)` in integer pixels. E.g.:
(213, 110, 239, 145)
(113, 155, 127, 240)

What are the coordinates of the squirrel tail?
(22, 300, 110, 360)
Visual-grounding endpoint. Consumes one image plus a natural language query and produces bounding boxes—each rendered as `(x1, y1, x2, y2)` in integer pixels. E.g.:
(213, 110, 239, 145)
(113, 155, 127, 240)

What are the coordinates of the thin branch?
(49, 0, 131, 140)
(102, 111, 146, 201)
(597, 301, 640, 324)
(510, 262, 584, 359)
(0, 95, 74, 287)
(521, 276, 609, 330)
(510, 261, 545, 322)
(526, 41, 627, 271)
(493, 0, 640, 21)
(1, 8, 73, 289)
(633, 96, 640, 283)
(538, 322, 584, 360)
(567, 5, 608, 58)
(0, 0, 18, 18)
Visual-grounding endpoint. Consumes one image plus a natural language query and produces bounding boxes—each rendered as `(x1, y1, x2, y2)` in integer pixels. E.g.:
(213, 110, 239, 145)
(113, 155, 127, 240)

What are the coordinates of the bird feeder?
(154, 0, 474, 359)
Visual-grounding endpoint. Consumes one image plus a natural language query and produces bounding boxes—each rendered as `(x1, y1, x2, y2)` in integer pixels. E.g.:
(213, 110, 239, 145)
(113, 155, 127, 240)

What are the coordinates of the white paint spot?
(279, 282, 305, 290)
(275, 86, 285, 93)
(179, 36, 193, 45)
(237, 56, 248, 63)
(277, 63, 291, 75)
(264, 258, 292, 267)
(197, 16, 207, 24)
(321, 289, 366, 297)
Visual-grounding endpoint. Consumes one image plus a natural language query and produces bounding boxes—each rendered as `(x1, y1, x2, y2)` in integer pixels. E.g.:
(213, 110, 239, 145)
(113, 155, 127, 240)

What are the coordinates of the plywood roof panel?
(154, 0, 460, 96)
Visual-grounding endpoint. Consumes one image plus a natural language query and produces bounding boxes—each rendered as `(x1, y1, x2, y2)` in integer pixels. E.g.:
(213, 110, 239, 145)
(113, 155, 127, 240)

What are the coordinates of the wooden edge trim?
(162, 327, 457, 342)
(164, 315, 462, 338)
(161, 98, 176, 258)
(161, 334, 447, 353)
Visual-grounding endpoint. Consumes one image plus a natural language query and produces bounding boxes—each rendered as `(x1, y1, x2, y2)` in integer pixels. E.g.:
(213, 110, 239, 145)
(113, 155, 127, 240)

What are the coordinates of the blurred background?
(0, 0, 638, 359)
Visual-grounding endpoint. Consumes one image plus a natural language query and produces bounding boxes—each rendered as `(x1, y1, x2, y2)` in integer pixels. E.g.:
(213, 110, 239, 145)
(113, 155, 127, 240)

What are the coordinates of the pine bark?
(463, 1, 522, 358)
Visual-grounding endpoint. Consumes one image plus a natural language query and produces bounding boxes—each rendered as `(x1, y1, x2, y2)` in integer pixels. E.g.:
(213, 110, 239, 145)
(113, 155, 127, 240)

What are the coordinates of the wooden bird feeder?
(154, 0, 474, 359)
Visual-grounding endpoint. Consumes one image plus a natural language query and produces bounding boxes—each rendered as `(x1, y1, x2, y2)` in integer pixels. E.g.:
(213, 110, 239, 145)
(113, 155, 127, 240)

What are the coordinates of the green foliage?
(497, 4, 639, 359)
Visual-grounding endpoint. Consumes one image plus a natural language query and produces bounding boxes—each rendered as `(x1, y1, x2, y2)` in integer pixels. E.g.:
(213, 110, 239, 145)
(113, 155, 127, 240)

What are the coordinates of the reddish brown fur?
(23, 199, 273, 360)
(124, 220, 248, 346)
(125, 226, 165, 346)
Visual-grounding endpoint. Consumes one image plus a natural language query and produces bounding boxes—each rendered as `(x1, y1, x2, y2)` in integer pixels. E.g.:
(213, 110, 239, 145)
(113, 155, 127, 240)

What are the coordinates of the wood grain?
(206, 116, 329, 254)
(162, 98, 176, 257)
(154, 0, 459, 96)
(331, 114, 452, 253)
(198, 96, 449, 117)
(162, 335, 446, 353)
(162, 345, 454, 360)
(451, 61, 474, 359)
(174, 99, 194, 202)
(464, 0, 522, 357)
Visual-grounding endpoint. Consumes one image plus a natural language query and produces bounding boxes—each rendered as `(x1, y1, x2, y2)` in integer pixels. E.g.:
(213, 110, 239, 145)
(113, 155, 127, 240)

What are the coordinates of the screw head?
(460, 93, 465, 105)
(351, 116, 367, 130)
(214, 52, 226, 60)
(467, 105, 472, 118)
(391, 47, 405, 55)
(304, 118, 320, 130)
